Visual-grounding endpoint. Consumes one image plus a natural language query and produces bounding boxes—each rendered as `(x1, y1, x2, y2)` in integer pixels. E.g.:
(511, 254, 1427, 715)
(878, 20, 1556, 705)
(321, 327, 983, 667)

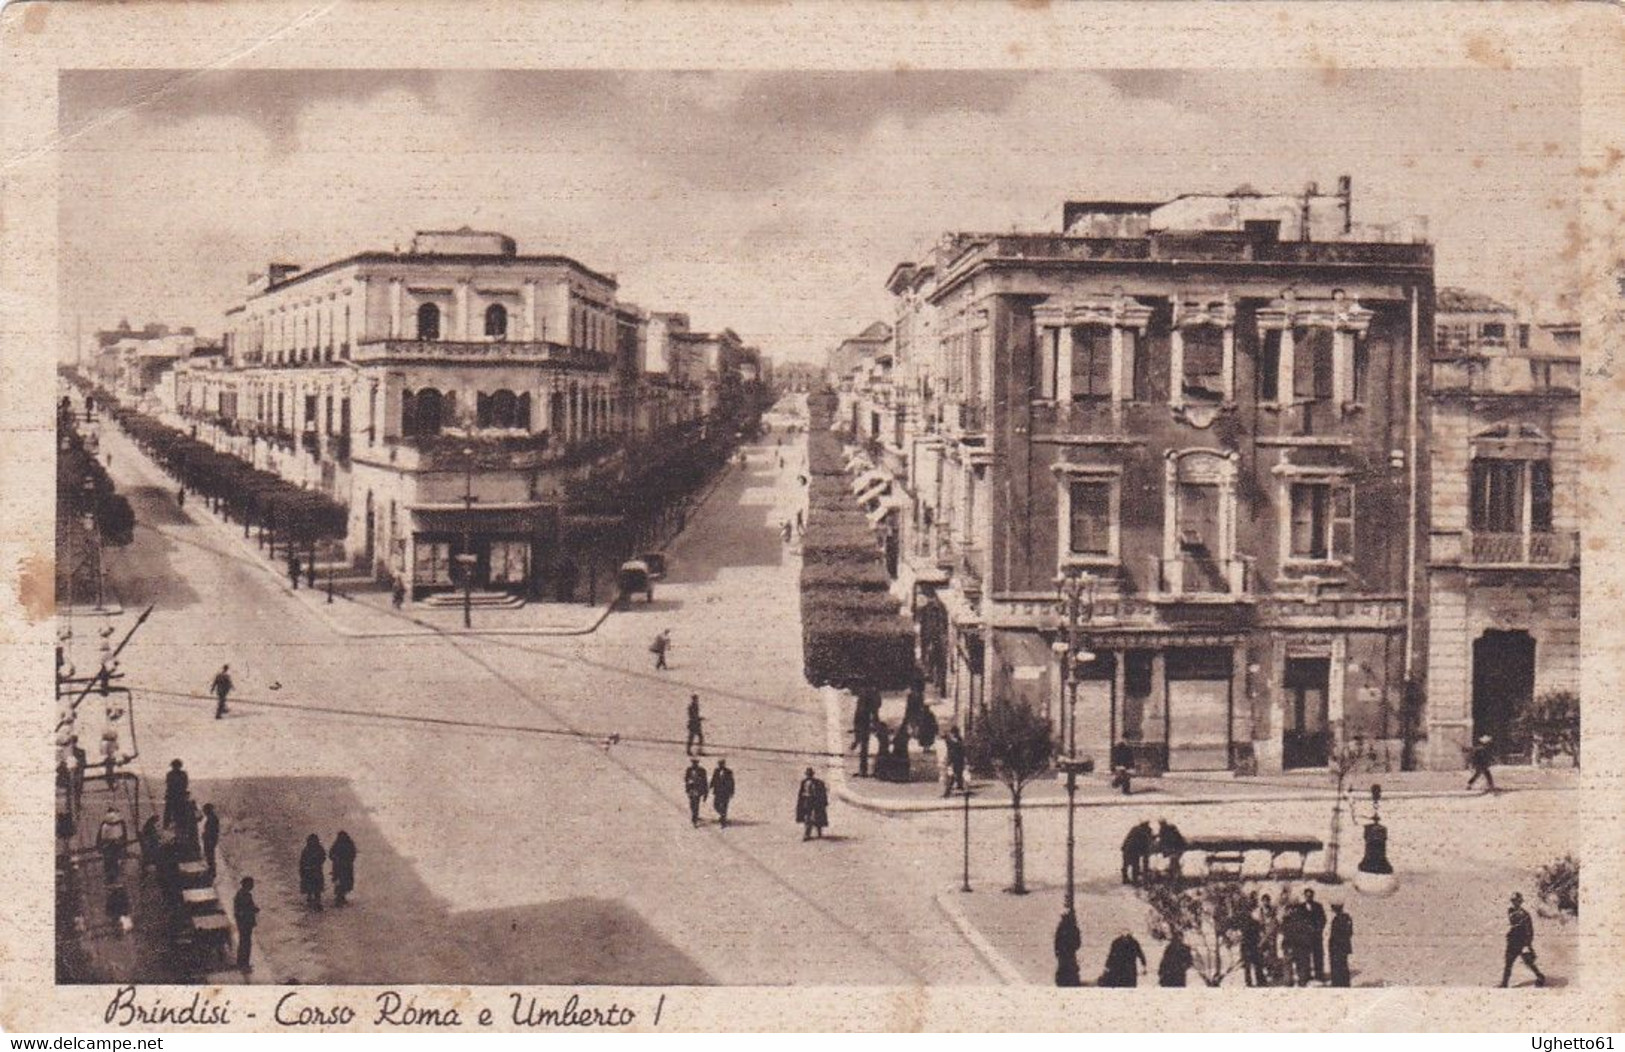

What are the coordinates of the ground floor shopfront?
(971, 595, 1414, 775)
(405, 503, 554, 600)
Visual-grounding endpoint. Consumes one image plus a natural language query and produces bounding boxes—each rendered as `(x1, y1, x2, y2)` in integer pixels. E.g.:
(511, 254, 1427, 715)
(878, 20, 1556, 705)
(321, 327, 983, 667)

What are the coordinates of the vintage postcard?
(1, 0, 1622, 1034)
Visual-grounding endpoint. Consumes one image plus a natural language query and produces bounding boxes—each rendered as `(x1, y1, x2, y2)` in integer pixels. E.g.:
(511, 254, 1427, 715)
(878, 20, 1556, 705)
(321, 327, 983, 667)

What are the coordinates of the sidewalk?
(819, 687, 1578, 814)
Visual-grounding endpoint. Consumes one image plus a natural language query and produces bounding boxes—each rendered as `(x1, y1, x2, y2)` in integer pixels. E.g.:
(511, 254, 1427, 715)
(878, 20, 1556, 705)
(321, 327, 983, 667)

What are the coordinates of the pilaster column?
(522, 281, 538, 341)
(1056, 323, 1074, 402)
(456, 280, 471, 341)
(389, 279, 403, 339)
(1279, 327, 1296, 403)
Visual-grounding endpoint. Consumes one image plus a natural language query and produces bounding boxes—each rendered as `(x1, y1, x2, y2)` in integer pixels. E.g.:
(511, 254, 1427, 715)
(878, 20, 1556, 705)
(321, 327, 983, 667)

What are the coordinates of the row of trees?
(105, 398, 348, 554)
(799, 392, 915, 692)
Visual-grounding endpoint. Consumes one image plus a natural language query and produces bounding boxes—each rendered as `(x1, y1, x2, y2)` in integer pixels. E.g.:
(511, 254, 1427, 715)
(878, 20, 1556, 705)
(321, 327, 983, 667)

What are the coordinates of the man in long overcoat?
(796, 767, 828, 840)
(684, 759, 709, 827)
(710, 760, 735, 828)
(163, 759, 189, 828)
(1328, 902, 1354, 987)
(1303, 888, 1329, 981)
(1099, 930, 1146, 987)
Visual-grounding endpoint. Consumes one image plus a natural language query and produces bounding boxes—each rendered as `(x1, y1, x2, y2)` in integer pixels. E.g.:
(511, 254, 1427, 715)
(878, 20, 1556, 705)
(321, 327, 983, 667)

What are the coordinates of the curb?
(933, 889, 1028, 986)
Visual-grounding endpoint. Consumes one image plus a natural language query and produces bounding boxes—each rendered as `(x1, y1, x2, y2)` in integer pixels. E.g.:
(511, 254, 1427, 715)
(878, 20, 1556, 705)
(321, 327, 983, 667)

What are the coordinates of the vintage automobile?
(616, 560, 654, 605)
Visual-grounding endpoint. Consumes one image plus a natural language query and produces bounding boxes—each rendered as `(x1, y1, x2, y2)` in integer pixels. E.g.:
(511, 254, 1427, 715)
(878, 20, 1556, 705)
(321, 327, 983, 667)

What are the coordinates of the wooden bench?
(1204, 851, 1247, 880)
(181, 887, 220, 914)
(1186, 835, 1325, 882)
(176, 861, 212, 889)
(186, 911, 232, 963)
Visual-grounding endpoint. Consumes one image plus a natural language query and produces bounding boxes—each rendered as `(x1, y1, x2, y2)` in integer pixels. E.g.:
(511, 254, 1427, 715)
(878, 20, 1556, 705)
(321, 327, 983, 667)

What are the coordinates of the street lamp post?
(960, 784, 976, 893)
(1052, 568, 1096, 914)
(458, 447, 477, 629)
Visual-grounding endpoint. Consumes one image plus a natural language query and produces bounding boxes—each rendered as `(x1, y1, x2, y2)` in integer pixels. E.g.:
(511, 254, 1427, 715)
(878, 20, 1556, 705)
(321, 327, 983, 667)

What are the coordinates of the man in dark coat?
(163, 759, 189, 828)
(211, 665, 233, 719)
(1240, 896, 1266, 987)
(1053, 909, 1082, 987)
(685, 694, 705, 756)
(1281, 902, 1315, 986)
(684, 759, 709, 827)
(796, 767, 828, 840)
(1501, 892, 1546, 987)
(1158, 931, 1195, 987)
(943, 726, 967, 795)
(1121, 821, 1154, 885)
(200, 803, 220, 876)
(1328, 902, 1354, 987)
(1303, 888, 1328, 981)
(650, 629, 671, 670)
(233, 877, 259, 972)
(288, 553, 301, 590)
(1100, 930, 1146, 987)
(299, 833, 327, 910)
(1467, 734, 1497, 793)
(1109, 739, 1134, 795)
(1157, 819, 1187, 881)
(329, 831, 357, 906)
(709, 760, 735, 828)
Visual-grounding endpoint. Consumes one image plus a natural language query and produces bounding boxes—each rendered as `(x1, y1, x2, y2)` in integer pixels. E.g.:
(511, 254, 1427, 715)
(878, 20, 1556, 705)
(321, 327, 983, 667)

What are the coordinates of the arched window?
(417, 302, 441, 341)
(485, 303, 508, 340)
(482, 389, 520, 429)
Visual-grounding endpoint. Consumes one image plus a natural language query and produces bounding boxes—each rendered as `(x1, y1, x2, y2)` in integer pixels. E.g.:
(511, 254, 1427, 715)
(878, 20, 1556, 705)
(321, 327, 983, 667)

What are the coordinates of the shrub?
(1536, 854, 1578, 918)
(799, 561, 892, 591)
(964, 701, 1054, 893)
(1521, 690, 1580, 765)
(1142, 881, 1252, 987)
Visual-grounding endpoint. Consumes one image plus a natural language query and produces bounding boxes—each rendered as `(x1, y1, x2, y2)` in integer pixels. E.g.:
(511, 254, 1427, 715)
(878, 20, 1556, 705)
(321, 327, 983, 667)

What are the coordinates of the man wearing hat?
(1467, 734, 1497, 793)
(1501, 892, 1546, 987)
(683, 759, 709, 828)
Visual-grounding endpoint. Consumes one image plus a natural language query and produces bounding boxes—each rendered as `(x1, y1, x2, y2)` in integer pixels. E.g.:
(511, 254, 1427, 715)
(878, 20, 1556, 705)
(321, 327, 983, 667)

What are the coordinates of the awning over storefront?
(410, 502, 546, 535)
(865, 494, 907, 525)
(851, 469, 889, 494)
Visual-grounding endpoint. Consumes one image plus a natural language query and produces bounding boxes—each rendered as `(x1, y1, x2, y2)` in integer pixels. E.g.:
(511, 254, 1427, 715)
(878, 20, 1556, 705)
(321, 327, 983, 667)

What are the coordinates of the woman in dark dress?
(329, 831, 358, 906)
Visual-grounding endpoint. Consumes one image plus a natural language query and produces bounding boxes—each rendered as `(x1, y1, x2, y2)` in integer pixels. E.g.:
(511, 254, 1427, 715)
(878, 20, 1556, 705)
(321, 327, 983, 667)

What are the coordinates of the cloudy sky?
(59, 68, 1579, 362)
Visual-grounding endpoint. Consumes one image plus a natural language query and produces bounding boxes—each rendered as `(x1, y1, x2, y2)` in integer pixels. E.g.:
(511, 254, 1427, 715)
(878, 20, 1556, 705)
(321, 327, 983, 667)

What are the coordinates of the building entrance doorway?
(1473, 629, 1535, 762)
(1282, 657, 1331, 769)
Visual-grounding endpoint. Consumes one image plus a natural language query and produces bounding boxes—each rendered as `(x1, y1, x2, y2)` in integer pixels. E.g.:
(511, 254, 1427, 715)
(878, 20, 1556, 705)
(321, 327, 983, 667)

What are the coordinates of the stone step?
(419, 591, 526, 610)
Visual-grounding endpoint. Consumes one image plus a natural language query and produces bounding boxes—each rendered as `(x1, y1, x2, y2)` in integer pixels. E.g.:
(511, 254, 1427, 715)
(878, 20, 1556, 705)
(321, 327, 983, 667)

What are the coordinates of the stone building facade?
(1424, 291, 1581, 766)
(876, 185, 1436, 773)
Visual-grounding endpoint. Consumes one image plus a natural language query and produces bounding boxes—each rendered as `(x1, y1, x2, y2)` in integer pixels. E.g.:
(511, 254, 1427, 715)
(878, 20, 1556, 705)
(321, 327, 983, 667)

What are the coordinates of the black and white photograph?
(6, 0, 1624, 1035)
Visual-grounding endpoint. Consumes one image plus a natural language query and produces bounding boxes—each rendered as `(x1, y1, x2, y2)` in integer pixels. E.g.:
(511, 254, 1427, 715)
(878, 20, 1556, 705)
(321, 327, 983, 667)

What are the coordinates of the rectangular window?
(1071, 325, 1112, 400)
(1518, 324, 1531, 350)
(1182, 325, 1225, 401)
(1480, 322, 1507, 345)
(1259, 330, 1282, 402)
(1530, 459, 1554, 531)
(1470, 459, 1524, 533)
(1352, 336, 1369, 403)
(1068, 480, 1112, 556)
(1294, 328, 1334, 400)
(1290, 483, 1329, 559)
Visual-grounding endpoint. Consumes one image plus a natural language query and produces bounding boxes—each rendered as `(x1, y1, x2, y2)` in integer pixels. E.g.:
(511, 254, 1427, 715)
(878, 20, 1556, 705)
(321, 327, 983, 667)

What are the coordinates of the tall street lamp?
(456, 446, 478, 629)
(1052, 567, 1097, 915)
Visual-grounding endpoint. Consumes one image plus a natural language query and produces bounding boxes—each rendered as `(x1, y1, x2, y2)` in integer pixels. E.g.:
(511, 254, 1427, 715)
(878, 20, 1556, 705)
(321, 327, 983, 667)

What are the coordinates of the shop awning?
(851, 468, 889, 492)
(865, 495, 907, 525)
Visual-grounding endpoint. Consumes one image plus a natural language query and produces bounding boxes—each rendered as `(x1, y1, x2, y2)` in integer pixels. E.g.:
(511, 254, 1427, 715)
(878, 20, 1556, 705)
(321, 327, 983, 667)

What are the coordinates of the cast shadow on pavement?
(198, 775, 712, 985)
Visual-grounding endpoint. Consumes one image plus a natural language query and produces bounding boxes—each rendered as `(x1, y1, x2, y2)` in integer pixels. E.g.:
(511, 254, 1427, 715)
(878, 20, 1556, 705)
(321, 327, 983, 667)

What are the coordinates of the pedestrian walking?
(710, 760, 735, 828)
(329, 831, 357, 906)
(1500, 892, 1546, 987)
(1468, 735, 1498, 793)
(795, 508, 804, 534)
(95, 807, 129, 882)
(1303, 887, 1328, 982)
(211, 665, 233, 719)
(942, 725, 967, 795)
(200, 803, 220, 876)
(177, 486, 186, 509)
(391, 577, 406, 610)
(288, 553, 302, 590)
(650, 629, 672, 670)
(1054, 909, 1082, 987)
(233, 877, 259, 972)
(685, 694, 706, 756)
(1099, 930, 1146, 987)
(684, 759, 709, 827)
(851, 694, 876, 778)
(163, 759, 189, 828)
(795, 767, 829, 840)
(1158, 931, 1195, 987)
(298, 833, 327, 910)
(1328, 902, 1354, 987)
(1109, 739, 1134, 795)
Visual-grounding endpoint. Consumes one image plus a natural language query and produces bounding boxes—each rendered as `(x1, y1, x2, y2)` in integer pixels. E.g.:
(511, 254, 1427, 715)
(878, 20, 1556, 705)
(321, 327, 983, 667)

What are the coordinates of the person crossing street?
(211, 665, 233, 719)
(710, 760, 735, 828)
(685, 694, 706, 756)
(1501, 892, 1546, 987)
(684, 759, 709, 828)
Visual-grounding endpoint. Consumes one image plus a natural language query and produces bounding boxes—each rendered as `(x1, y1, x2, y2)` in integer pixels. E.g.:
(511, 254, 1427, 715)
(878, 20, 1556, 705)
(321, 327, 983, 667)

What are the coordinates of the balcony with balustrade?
(1431, 529, 1580, 570)
(350, 339, 611, 372)
(1149, 554, 1253, 600)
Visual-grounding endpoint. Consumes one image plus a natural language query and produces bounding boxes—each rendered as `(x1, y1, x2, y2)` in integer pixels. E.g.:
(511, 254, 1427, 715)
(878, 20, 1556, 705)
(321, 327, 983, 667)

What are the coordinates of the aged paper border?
(2, 0, 1622, 1033)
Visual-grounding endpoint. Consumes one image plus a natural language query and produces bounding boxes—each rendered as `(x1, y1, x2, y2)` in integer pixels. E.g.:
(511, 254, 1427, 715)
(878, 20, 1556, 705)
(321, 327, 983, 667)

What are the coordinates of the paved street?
(80, 413, 995, 985)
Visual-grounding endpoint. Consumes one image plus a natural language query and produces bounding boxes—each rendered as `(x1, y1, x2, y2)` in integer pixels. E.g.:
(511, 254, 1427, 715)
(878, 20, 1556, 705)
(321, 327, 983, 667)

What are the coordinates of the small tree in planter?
(1142, 880, 1252, 987)
(1325, 734, 1381, 880)
(1521, 690, 1580, 767)
(963, 701, 1053, 894)
(1536, 854, 1578, 919)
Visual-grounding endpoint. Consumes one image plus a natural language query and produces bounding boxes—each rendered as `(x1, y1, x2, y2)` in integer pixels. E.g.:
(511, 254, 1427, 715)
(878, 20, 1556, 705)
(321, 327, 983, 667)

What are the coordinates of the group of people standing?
(1118, 818, 1188, 885)
(297, 831, 359, 909)
(1236, 886, 1354, 987)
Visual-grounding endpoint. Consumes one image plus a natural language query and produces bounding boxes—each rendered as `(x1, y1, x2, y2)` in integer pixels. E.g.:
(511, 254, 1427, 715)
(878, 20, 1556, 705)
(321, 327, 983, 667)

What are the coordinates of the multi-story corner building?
(884, 182, 1436, 774)
(177, 228, 655, 599)
(1425, 290, 1580, 767)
